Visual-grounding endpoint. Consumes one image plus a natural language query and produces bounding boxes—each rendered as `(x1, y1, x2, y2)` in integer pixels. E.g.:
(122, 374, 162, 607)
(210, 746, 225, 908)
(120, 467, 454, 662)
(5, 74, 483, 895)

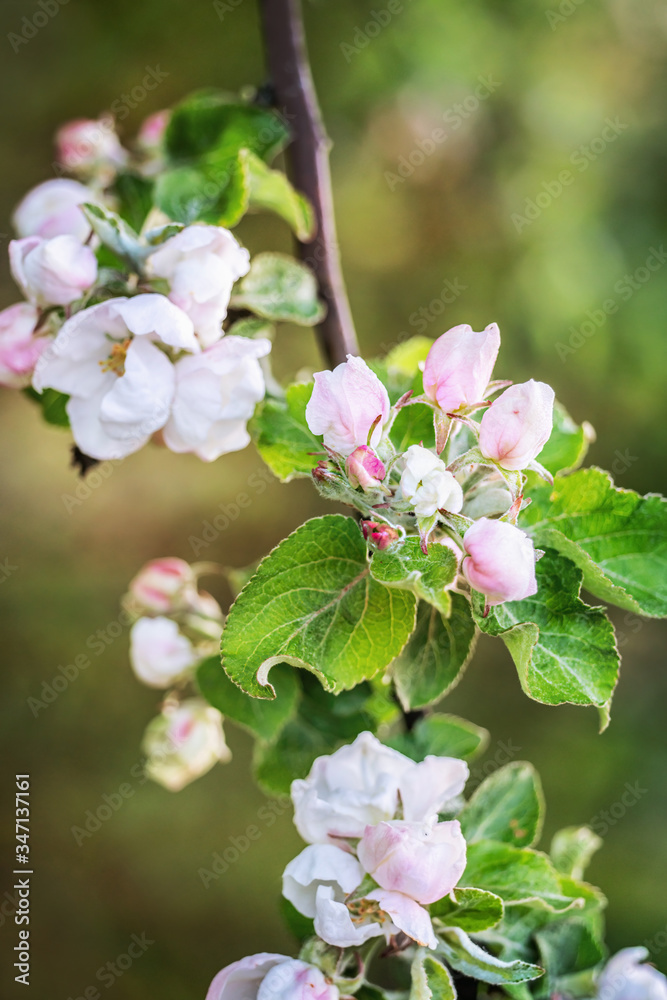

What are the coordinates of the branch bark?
(259, 0, 359, 368)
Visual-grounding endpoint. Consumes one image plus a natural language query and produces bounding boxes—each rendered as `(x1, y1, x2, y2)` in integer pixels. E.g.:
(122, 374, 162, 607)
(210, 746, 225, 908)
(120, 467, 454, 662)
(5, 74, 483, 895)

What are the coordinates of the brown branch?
(259, 0, 359, 368)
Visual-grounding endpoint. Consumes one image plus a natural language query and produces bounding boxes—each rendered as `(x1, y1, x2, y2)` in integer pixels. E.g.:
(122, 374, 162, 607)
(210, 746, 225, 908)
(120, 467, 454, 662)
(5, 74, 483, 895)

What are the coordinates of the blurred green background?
(1, 0, 666, 996)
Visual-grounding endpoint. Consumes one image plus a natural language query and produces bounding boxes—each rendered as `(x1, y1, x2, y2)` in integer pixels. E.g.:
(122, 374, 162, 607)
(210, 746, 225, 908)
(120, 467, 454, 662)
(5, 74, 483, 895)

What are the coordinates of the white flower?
(206, 954, 340, 1000)
(129, 617, 198, 688)
(597, 948, 667, 1000)
(148, 225, 251, 347)
(143, 698, 230, 791)
(163, 335, 271, 461)
(282, 843, 440, 950)
(291, 731, 468, 844)
(0, 303, 47, 388)
(10, 235, 97, 307)
(33, 294, 196, 460)
(12, 178, 94, 242)
(400, 445, 464, 516)
(305, 355, 391, 457)
(56, 117, 128, 179)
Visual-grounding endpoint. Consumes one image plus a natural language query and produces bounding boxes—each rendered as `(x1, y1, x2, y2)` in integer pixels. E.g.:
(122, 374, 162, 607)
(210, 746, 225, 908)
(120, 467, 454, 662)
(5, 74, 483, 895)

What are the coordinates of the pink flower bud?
(0, 303, 47, 388)
(12, 178, 94, 242)
(462, 517, 537, 605)
(361, 521, 399, 550)
(479, 379, 555, 471)
(358, 819, 467, 905)
(129, 617, 198, 688)
(423, 323, 500, 413)
(128, 557, 197, 614)
(56, 117, 128, 178)
(9, 235, 97, 307)
(206, 955, 340, 1000)
(136, 110, 170, 150)
(346, 445, 386, 490)
(305, 355, 390, 457)
(143, 697, 230, 791)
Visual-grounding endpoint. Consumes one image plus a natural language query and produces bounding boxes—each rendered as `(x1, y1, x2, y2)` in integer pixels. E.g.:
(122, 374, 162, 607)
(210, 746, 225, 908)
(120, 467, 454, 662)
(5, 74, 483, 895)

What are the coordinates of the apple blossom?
(291, 731, 468, 844)
(10, 235, 97, 308)
(128, 557, 198, 614)
(148, 225, 250, 347)
(479, 379, 555, 471)
(162, 336, 271, 461)
(597, 948, 667, 1000)
(305, 355, 391, 456)
(143, 697, 230, 791)
(423, 322, 500, 413)
(346, 445, 386, 490)
(206, 954, 339, 1000)
(357, 819, 467, 904)
(129, 617, 199, 688)
(12, 178, 95, 242)
(33, 294, 196, 460)
(0, 303, 47, 388)
(462, 517, 538, 605)
(137, 110, 170, 151)
(400, 445, 464, 517)
(361, 520, 399, 550)
(55, 117, 128, 178)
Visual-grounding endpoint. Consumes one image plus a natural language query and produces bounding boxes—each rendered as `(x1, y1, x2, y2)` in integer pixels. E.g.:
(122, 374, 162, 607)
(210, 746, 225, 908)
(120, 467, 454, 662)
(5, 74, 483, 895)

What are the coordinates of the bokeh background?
(1, 0, 666, 996)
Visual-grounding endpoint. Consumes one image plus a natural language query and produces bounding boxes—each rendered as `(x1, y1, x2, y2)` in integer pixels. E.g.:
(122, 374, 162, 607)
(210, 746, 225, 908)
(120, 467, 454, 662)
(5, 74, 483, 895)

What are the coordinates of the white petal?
(115, 294, 198, 352)
(367, 889, 437, 949)
(400, 756, 469, 822)
(282, 844, 363, 918)
(67, 389, 148, 460)
(99, 337, 174, 439)
(313, 885, 385, 949)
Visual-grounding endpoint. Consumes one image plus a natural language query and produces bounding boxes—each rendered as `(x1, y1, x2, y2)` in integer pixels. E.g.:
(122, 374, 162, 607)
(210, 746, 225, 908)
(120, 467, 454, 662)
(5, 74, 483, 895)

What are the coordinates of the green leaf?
(389, 713, 489, 762)
(462, 841, 561, 905)
(226, 316, 275, 340)
(81, 203, 146, 268)
(154, 156, 249, 227)
(23, 387, 70, 428)
(242, 149, 315, 240)
(196, 656, 299, 742)
(550, 827, 603, 880)
(390, 402, 436, 452)
(538, 402, 593, 476)
(431, 887, 504, 933)
(250, 382, 321, 482)
(370, 538, 457, 615)
(112, 171, 154, 232)
(220, 514, 417, 698)
(385, 336, 433, 377)
(252, 677, 386, 794)
(473, 548, 619, 712)
(534, 919, 604, 996)
(458, 762, 544, 848)
(436, 928, 543, 984)
(166, 91, 289, 162)
(391, 596, 477, 710)
(231, 252, 325, 325)
(411, 951, 457, 1000)
(521, 467, 667, 618)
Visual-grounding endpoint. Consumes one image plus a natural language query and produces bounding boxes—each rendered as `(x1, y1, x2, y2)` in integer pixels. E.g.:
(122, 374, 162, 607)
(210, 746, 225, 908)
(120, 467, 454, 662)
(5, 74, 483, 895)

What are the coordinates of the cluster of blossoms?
(204, 734, 667, 1000)
(0, 113, 270, 462)
(306, 323, 555, 608)
(124, 557, 231, 790)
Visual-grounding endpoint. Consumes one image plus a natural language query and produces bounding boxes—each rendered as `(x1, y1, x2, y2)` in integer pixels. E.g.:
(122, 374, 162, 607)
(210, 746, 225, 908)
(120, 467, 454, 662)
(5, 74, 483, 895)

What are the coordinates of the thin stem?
(259, 0, 359, 367)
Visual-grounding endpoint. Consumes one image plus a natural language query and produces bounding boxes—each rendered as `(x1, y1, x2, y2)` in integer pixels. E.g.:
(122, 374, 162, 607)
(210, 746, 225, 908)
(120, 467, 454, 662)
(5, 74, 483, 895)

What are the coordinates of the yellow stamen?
(99, 338, 131, 375)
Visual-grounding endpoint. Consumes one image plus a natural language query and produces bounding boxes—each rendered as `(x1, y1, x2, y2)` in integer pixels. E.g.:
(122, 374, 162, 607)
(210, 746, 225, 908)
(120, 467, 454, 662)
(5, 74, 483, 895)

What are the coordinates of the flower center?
(99, 337, 131, 376)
